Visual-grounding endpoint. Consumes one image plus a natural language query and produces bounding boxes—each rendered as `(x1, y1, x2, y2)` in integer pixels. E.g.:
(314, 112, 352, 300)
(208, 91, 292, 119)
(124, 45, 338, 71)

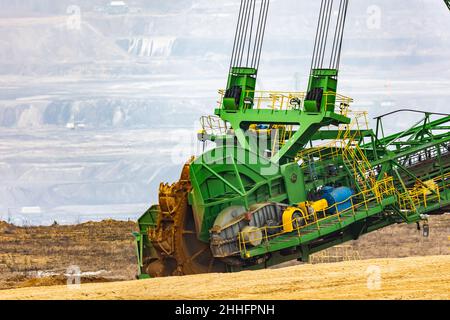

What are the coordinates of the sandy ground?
(0, 255, 448, 300)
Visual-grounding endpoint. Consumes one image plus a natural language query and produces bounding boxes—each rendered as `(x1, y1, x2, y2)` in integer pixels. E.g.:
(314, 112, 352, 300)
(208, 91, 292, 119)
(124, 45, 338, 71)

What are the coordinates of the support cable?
(230, 0, 245, 70)
(232, 0, 248, 68)
(246, 0, 257, 66)
(250, 0, 264, 67)
(312, 0, 328, 69)
(251, 0, 266, 68)
(237, 0, 254, 67)
(256, 0, 270, 69)
(318, 0, 334, 68)
(234, 0, 251, 68)
(310, 0, 324, 71)
(330, 0, 344, 69)
(335, 0, 349, 70)
(309, 0, 349, 73)
(314, 0, 332, 69)
(229, 0, 270, 70)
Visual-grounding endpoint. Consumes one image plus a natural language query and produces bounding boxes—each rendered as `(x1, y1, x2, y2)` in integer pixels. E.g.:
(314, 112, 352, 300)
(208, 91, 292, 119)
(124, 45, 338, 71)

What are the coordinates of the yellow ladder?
(340, 112, 375, 191)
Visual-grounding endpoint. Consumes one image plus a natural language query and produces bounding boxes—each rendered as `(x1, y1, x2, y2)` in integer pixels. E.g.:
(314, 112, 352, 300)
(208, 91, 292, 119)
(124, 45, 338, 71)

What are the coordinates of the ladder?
(340, 112, 376, 192)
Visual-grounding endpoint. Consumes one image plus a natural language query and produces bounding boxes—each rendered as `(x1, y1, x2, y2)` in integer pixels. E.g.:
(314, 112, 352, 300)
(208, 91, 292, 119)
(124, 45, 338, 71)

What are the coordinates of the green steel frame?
(186, 90, 450, 270)
(134, 1, 450, 277)
(215, 69, 349, 163)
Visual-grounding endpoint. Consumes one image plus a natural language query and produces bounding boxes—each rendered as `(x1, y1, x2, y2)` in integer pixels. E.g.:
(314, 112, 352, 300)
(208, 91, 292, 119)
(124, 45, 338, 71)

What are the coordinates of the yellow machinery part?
(311, 198, 328, 213)
(282, 207, 307, 233)
(282, 198, 329, 233)
(297, 202, 307, 214)
(422, 180, 439, 195)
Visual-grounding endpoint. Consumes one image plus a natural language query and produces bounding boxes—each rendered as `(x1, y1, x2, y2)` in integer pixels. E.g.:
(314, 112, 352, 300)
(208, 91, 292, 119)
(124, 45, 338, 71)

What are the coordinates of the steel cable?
(234, 0, 251, 68)
(318, 0, 334, 68)
(229, 0, 270, 70)
(330, 0, 344, 69)
(237, 0, 254, 67)
(230, 0, 245, 70)
(335, 0, 349, 70)
(251, 0, 267, 68)
(256, 0, 270, 69)
(246, 0, 257, 66)
(311, 0, 326, 71)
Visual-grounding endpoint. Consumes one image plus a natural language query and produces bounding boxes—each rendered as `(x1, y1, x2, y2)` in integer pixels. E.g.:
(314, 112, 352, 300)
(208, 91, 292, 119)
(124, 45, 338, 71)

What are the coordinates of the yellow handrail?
(239, 170, 449, 255)
(239, 177, 396, 254)
(217, 89, 353, 113)
(296, 111, 369, 165)
(200, 115, 228, 135)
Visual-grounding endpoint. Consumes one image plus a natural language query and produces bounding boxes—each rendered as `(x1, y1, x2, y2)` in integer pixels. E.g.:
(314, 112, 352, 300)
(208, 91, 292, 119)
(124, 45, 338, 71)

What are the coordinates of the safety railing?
(310, 245, 361, 264)
(397, 172, 449, 214)
(297, 142, 376, 192)
(296, 111, 369, 166)
(295, 110, 375, 193)
(339, 111, 374, 190)
(200, 115, 229, 136)
(297, 139, 346, 167)
(342, 143, 377, 191)
(238, 176, 396, 256)
(373, 177, 396, 201)
(397, 188, 441, 213)
(271, 124, 294, 149)
(217, 90, 353, 114)
(435, 171, 450, 187)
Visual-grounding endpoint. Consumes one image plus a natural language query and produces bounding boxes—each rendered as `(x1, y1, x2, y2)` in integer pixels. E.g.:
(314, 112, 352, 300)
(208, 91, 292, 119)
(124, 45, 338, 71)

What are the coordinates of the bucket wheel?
(144, 159, 227, 277)
(172, 204, 228, 275)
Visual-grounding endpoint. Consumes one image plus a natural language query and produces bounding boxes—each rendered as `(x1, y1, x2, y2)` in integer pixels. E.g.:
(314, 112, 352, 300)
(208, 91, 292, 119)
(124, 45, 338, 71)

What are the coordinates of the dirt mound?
(0, 221, 15, 232)
(0, 219, 138, 290)
(17, 276, 117, 289)
(17, 276, 68, 288)
(0, 255, 448, 300)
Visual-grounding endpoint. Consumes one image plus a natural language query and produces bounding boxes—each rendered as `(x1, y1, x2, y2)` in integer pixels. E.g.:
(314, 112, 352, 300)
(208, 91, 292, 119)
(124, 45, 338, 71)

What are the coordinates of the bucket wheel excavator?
(134, 0, 450, 278)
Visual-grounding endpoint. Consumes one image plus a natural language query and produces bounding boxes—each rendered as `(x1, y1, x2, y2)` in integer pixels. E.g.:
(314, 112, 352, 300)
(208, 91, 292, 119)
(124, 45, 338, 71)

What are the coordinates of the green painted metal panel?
(281, 163, 307, 204)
